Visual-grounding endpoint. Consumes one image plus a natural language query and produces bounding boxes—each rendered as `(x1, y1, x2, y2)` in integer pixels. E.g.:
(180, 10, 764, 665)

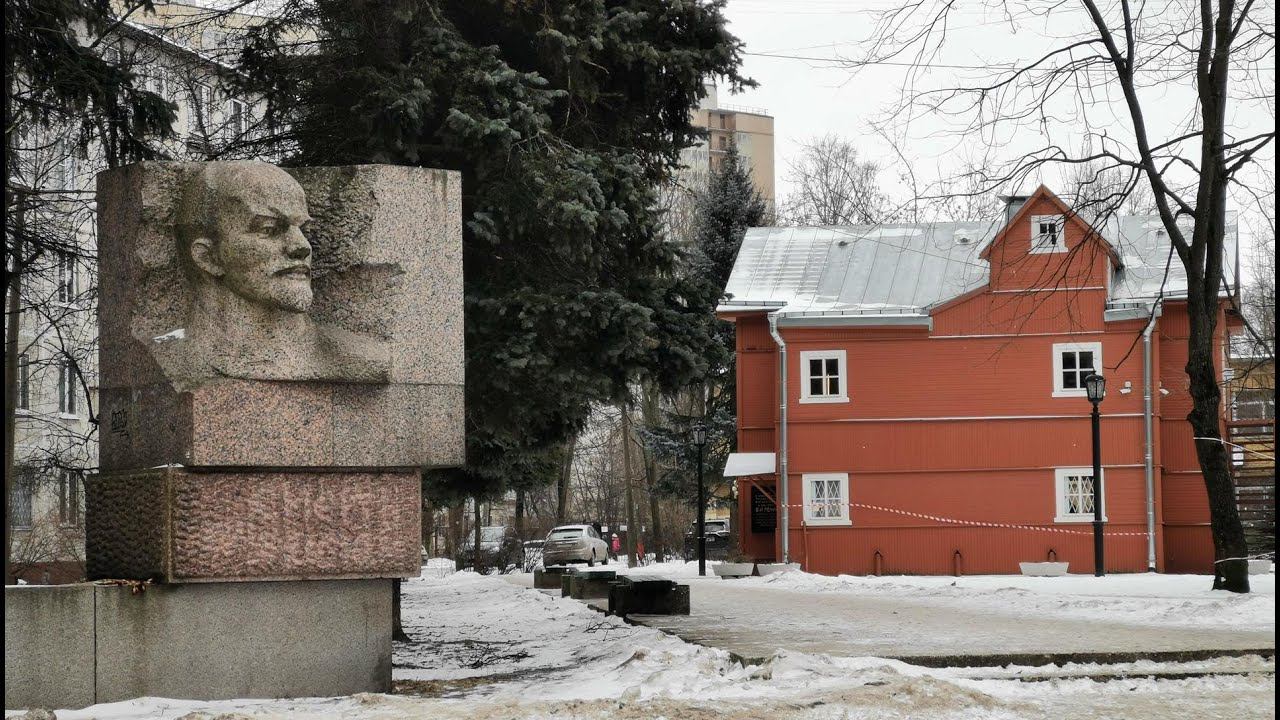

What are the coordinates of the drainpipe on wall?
(768, 312, 789, 564)
(1142, 301, 1161, 571)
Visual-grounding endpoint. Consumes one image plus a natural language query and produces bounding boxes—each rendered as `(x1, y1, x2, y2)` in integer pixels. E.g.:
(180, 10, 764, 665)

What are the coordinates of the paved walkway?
(506, 574, 1275, 665)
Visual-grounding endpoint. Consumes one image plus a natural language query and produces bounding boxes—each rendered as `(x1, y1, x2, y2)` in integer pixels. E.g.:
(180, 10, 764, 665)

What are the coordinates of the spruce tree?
(240, 0, 752, 500)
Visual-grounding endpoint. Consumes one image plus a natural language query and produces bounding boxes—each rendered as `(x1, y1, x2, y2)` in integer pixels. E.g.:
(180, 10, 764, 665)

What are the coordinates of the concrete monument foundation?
(5, 580, 392, 710)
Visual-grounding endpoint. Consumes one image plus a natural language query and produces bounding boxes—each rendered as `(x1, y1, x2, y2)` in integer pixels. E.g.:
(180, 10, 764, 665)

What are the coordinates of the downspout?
(767, 312, 789, 564)
(1142, 302, 1160, 571)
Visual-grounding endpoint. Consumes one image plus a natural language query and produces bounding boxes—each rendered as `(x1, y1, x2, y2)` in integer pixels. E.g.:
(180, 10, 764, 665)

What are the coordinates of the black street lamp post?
(693, 423, 708, 577)
(1084, 373, 1106, 577)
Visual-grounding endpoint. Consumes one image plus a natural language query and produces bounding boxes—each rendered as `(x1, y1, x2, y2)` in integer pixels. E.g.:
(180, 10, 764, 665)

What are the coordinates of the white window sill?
(1029, 246, 1068, 255)
(15, 408, 33, 416)
(1054, 515, 1108, 524)
(803, 518, 852, 527)
(58, 412, 81, 421)
(799, 396, 850, 404)
(1051, 390, 1089, 398)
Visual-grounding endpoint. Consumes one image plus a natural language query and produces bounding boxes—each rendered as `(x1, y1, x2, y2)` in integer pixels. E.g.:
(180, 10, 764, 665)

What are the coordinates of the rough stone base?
(569, 570, 617, 599)
(533, 566, 570, 589)
(5, 579, 392, 711)
(86, 467, 421, 582)
(608, 579, 691, 616)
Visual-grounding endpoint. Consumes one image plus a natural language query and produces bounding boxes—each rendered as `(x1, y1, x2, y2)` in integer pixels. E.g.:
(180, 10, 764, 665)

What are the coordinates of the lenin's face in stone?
(185, 163, 315, 313)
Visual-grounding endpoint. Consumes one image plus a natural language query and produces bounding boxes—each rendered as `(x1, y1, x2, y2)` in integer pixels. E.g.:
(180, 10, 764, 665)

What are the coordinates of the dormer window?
(1030, 215, 1066, 253)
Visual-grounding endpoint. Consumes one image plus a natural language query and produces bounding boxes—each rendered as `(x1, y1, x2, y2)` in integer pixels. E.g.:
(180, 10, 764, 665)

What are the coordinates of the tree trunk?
(1186, 292, 1250, 592)
(421, 499, 434, 558)
(392, 578, 410, 641)
(514, 488, 525, 540)
(556, 436, 576, 524)
(640, 382, 665, 562)
(473, 497, 484, 574)
(4, 190, 24, 585)
(447, 502, 463, 557)
(621, 402, 638, 567)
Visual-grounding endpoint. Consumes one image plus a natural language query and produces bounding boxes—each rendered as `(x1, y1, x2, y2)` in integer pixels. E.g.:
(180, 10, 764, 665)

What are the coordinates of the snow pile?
(751, 570, 1276, 630)
(13, 572, 1275, 719)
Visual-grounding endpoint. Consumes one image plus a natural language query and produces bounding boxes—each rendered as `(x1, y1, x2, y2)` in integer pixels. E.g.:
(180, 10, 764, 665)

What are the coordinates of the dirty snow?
(744, 566, 1276, 631)
(9, 569, 1274, 719)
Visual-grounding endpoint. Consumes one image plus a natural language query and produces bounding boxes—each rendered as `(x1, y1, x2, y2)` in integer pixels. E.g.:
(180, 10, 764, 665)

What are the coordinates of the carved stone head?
(175, 162, 315, 313)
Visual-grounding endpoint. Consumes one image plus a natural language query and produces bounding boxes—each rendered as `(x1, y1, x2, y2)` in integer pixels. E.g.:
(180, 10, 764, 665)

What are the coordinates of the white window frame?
(13, 471, 34, 528)
(802, 473, 851, 526)
(59, 469, 82, 528)
(1052, 341, 1102, 397)
(799, 349, 849, 404)
(1030, 214, 1067, 254)
(58, 359, 78, 416)
(225, 98, 247, 140)
(56, 250, 78, 303)
(17, 353, 30, 411)
(189, 83, 213, 137)
(1054, 467, 1106, 523)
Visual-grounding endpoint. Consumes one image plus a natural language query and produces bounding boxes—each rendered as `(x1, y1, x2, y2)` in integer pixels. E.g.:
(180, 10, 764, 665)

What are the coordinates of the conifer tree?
(240, 0, 751, 500)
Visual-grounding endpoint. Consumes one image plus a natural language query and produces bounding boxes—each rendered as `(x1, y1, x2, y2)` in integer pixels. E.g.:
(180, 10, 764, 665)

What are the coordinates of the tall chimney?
(999, 194, 1032, 226)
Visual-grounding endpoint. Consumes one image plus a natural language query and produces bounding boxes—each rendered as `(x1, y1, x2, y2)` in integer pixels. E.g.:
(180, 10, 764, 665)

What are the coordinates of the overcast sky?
(718, 0, 1275, 248)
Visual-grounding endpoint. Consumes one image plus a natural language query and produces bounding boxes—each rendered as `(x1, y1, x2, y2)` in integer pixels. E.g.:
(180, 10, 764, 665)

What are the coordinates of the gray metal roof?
(720, 215, 1237, 317)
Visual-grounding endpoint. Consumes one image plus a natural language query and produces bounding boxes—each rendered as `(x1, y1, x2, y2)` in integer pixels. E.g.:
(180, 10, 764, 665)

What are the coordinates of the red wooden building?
(718, 187, 1241, 575)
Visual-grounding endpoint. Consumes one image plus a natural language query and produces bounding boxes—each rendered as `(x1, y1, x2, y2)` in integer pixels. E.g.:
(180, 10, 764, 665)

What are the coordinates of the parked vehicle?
(522, 540, 545, 572)
(542, 524, 610, 567)
(683, 519, 731, 560)
(455, 526, 521, 571)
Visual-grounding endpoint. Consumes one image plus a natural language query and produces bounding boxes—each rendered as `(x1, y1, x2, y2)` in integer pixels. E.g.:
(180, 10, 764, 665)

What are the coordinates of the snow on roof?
(720, 214, 1238, 317)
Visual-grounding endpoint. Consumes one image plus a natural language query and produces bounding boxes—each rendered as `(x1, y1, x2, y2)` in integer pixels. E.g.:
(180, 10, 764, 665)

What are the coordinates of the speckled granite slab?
(86, 468, 421, 582)
(96, 163, 464, 471)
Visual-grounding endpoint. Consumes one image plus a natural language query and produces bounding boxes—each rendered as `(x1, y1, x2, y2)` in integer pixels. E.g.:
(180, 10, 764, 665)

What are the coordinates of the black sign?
(750, 486, 777, 534)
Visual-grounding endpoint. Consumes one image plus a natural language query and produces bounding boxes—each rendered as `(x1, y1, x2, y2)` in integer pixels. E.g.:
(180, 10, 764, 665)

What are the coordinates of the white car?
(542, 524, 610, 567)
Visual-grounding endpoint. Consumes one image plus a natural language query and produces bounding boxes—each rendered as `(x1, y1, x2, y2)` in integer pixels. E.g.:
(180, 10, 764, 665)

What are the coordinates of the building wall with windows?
(676, 82, 776, 211)
(7, 5, 274, 584)
(720, 187, 1238, 575)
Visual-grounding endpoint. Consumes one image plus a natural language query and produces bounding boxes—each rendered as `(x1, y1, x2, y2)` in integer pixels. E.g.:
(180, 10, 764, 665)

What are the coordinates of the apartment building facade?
(8, 5, 275, 583)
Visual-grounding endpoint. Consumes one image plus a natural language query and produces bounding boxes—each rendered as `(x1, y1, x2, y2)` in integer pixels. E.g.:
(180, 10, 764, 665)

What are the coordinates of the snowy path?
(13, 570, 1275, 719)
(587, 570, 1275, 662)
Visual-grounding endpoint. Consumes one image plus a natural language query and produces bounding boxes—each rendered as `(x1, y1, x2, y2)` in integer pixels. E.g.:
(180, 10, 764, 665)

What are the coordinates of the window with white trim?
(58, 360, 77, 415)
(1054, 467, 1105, 522)
(1030, 214, 1066, 253)
(59, 469, 82, 527)
(189, 83, 213, 137)
(1052, 342, 1102, 397)
(803, 473, 850, 525)
(18, 353, 30, 410)
(13, 469, 35, 528)
(56, 250, 78, 303)
(225, 98, 247, 140)
(800, 350, 848, 403)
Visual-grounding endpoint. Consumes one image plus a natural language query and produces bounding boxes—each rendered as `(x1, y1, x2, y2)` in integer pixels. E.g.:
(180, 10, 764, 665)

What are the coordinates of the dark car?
(684, 519, 730, 559)
(456, 526, 521, 571)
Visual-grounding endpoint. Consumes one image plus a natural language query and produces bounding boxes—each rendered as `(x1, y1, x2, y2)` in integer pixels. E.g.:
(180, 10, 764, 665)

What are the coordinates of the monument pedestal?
(3, 162, 466, 711)
(6, 579, 392, 710)
(87, 468, 421, 583)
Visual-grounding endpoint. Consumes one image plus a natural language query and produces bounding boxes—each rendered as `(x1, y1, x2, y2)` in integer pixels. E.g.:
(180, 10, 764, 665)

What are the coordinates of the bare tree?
(779, 134, 893, 225)
(848, 0, 1274, 591)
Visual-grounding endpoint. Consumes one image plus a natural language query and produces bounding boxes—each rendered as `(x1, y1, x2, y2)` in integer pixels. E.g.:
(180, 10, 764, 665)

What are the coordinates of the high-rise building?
(677, 82, 776, 211)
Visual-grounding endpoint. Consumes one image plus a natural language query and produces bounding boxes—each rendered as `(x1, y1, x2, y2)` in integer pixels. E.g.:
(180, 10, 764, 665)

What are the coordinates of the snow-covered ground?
(13, 566, 1273, 719)
(744, 565, 1276, 630)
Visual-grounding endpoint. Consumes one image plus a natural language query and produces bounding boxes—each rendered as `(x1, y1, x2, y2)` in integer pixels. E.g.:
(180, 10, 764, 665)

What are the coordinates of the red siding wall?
(726, 192, 1220, 575)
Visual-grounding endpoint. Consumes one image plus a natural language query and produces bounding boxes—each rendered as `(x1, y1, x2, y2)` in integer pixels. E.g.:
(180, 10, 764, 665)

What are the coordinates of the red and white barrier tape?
(773, 501, 1150, 537)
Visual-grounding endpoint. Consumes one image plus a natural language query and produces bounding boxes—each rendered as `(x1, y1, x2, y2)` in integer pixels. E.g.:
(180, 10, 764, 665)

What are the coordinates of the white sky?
(719, 0, 1275, 246)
